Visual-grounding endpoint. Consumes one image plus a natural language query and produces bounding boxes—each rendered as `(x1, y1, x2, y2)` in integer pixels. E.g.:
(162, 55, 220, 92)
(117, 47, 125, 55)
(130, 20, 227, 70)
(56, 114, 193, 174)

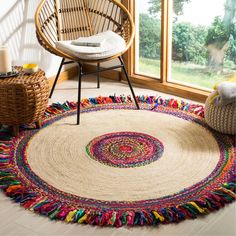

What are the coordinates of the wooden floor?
(0, 77, 235, 236)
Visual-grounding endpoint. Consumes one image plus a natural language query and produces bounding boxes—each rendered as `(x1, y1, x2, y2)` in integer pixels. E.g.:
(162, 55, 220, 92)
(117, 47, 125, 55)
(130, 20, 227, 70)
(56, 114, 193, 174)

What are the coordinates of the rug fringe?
(43, 95, 205, 118)
(0, 96, 235, 227)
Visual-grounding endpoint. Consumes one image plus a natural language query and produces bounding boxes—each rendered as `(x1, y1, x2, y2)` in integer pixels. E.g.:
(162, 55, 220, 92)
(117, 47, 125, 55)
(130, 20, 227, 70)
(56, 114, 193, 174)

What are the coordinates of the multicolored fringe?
(44, 95, 205, 118)
(0, 96, 235, 228)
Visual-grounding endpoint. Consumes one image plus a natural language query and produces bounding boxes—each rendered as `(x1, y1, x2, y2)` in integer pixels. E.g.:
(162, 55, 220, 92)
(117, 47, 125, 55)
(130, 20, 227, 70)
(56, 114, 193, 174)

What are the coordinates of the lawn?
(139, 57, 235, 90)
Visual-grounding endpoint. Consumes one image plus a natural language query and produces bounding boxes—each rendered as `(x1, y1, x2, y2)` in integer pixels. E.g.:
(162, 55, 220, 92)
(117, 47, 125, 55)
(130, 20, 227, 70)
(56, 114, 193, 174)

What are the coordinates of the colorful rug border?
(0, 95, 235, 227)
(10, 104, 235, 210)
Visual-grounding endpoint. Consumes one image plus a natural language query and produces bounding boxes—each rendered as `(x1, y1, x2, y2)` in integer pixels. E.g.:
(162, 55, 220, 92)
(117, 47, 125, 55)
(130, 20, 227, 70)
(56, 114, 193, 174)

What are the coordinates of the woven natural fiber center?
(26, 109, 219, 201)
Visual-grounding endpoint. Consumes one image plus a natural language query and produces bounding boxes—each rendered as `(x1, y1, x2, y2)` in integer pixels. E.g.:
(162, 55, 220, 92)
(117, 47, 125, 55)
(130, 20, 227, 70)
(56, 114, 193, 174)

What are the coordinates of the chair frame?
(35, 0, 140, 124)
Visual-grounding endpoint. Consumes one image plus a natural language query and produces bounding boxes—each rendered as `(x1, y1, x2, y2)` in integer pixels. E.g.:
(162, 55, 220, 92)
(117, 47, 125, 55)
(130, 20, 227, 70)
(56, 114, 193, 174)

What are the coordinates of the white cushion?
(71, 33, 106, 47)
(55, 31, 126, 60)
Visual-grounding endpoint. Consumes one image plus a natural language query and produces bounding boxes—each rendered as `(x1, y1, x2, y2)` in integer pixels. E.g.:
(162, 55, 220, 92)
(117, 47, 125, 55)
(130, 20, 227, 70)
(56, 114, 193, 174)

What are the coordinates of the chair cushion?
(55, 31, 126, 60)
(71, 33, 106, 47)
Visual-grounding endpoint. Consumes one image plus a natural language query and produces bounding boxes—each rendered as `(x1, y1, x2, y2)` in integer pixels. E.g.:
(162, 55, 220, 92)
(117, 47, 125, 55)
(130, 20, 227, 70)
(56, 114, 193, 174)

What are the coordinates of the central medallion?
(86, 132, 164, 168)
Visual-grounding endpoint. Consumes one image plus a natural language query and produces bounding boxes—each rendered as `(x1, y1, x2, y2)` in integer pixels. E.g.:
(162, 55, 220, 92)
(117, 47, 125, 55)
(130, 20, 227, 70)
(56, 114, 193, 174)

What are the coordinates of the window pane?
(135, 0, 161, 78)
(169, 0, 236, 90)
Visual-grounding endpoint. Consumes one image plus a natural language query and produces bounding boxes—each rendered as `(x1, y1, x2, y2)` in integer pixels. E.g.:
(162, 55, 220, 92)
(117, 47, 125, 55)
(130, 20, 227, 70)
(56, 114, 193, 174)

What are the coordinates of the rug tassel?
(152, 210, 165, 222)
(188, 202, 207, 214)
(78, 213, 88, 224)
(66, 210, 77, 223)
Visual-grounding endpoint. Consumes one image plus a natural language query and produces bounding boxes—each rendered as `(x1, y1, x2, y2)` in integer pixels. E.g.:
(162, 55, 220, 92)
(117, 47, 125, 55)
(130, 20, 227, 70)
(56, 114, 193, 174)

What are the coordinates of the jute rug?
(0, 96, 235, 227)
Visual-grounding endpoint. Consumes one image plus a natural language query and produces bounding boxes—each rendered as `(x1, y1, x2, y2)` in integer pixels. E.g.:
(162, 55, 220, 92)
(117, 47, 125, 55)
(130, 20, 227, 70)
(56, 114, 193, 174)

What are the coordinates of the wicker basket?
(205, 92, 236, 135)
(0, 67, 49, 134)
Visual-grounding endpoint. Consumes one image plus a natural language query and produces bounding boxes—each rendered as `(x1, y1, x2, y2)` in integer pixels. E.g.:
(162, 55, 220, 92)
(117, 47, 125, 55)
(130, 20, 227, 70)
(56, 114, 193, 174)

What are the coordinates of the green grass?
(139, 57, 236, 90)
(138, 58, 161, 78)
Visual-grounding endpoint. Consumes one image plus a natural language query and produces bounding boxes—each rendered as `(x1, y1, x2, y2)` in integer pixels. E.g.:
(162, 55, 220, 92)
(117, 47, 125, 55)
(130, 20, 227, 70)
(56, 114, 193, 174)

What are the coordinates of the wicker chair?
(35, 0, 139, 124)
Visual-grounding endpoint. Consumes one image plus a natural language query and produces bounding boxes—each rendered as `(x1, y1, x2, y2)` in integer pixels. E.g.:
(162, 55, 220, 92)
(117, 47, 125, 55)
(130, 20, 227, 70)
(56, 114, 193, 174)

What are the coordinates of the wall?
(0, 0, 62, 77)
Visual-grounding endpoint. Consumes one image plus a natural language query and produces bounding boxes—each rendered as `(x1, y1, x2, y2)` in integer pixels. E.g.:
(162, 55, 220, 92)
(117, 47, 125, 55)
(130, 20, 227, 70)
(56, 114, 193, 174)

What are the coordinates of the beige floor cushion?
(205, 92, 236, 135)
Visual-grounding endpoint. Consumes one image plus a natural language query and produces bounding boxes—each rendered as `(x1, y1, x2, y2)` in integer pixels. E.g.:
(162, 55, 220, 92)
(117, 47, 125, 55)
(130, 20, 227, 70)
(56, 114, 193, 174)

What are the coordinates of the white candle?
(0, 46, 12, 73)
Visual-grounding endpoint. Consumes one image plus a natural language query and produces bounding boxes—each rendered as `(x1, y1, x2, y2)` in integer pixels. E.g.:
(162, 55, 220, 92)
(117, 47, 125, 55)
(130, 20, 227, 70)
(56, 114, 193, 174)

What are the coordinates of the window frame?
(122, 0, 210, 103)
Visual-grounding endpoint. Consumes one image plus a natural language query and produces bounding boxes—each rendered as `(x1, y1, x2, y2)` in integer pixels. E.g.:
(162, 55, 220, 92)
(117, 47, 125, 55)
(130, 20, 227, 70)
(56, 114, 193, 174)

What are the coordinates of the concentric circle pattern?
(86, 132, 164, 168)
(0, 97, 235, 227)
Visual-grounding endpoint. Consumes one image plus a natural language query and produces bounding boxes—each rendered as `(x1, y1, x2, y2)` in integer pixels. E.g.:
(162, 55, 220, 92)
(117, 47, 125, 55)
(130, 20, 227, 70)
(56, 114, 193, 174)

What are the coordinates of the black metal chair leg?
(49, 58, 65, 98)
(97, 63, 100, 88)
(118, 56, 140, 110)
(77, 63, 83, 125)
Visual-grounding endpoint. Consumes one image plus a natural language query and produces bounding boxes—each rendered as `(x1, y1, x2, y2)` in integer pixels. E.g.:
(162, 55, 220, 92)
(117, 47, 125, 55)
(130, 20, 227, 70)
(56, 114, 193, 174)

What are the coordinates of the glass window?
(135, 0, 161, 78)
(168, 0, 236, 90)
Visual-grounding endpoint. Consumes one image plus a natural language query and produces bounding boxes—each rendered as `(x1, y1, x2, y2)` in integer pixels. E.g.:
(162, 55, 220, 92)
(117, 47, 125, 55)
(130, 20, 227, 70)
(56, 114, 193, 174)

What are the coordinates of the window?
(168, 0, 236, 90)
(135, 0, 161, 78)
(129, 0, 236, 98)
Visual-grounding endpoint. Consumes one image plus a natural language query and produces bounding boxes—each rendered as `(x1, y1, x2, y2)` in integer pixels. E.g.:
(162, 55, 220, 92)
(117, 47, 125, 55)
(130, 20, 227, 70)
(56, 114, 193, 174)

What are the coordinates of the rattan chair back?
(35, 0, 134, 63)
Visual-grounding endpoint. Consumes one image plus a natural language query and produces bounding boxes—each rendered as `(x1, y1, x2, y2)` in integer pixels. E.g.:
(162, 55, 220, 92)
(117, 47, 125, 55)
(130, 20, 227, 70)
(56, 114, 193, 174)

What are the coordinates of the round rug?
(0, 96, 235, 227)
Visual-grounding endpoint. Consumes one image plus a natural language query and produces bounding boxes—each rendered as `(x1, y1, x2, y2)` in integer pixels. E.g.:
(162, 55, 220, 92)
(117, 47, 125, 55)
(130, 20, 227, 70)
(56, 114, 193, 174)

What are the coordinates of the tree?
(172, 23, 207, 65)
(148, 0, 236, 72)
(149, 0, 191, 16)
(227, 33, 236, 64)
(139, 14, 161, 59)
(205, 0, 236, 72)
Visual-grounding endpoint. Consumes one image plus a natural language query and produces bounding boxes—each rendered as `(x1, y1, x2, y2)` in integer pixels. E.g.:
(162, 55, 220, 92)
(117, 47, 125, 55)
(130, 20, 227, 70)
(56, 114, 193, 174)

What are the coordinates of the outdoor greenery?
(227, 34, 236, 64)
(205, 16, 234, 48)
(138, 0, 236, 88)
(148, 0, 191, 16)
(139, 14, 161, 59)
(139, 13, 236, 67)
(139, 58, 226, 89)
(172, 22, 208, 65)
